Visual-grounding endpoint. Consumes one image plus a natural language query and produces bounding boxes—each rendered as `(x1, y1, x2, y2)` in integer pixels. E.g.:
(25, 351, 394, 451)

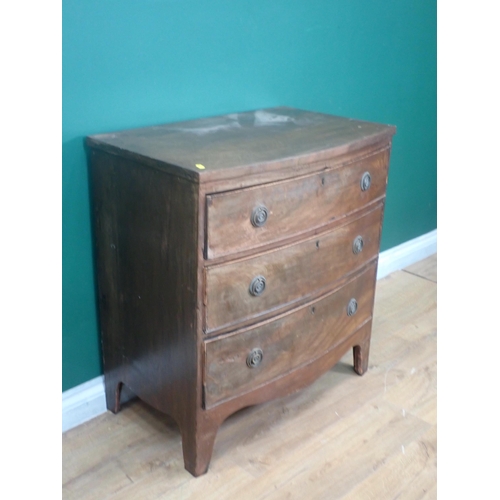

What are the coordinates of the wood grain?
(86, 107, 395, 184)
(62, 254, 436, 499)
(88, 148, 203, 471)
(205, 204, 383, 333)
(205, 147, 389, 259)
(404, 253, 437, 282)
(204, 263, 377, 408)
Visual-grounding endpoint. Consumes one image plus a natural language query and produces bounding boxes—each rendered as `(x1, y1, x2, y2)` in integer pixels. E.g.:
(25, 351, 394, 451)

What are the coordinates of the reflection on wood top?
(86, 107, 396, 182)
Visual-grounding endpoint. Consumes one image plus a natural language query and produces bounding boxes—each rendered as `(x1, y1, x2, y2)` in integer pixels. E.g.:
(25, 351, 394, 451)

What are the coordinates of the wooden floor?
(63, 254, 437, 499)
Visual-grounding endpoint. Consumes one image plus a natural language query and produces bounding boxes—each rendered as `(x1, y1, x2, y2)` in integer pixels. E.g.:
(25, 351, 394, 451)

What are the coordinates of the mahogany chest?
(87, 107, 396, 476)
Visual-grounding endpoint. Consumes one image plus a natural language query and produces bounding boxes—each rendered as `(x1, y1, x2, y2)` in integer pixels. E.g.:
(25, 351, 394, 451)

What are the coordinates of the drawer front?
(205, 204, 383, 333)
(205, 147, 390, 259)
(203, 263, 377, 408)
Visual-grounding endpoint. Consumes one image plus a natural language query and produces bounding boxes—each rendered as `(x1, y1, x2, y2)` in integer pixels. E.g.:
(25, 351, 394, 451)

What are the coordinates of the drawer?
(205, 147, 390, 259)
(204, 203, 383, 333)
(203, 263, 377, 408)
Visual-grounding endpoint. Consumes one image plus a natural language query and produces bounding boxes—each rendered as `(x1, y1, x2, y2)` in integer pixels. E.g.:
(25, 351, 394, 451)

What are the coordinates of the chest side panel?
(89, 149, 200, 415)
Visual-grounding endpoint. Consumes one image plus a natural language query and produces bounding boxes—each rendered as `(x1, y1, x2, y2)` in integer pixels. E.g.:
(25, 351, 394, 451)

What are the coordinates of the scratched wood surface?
(205, 147, 389, 259)
(87, 107, 395, 183)
(205, 204, 383, 333)
(204, 263, 377, 408)
(62, 254, 437, 500)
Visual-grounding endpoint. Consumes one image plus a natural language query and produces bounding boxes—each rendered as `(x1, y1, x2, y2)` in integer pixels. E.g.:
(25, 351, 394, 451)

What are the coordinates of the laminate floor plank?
(62, 253, 437, 499)
(229, 401, 431, 500)
(339, 426, 437, 500)
(404, 253, 437, 282)
(62, 401, 180, 486)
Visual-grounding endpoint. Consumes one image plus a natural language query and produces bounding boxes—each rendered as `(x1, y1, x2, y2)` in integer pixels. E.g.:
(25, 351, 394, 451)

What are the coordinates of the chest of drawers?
(87, 107, 395, 477)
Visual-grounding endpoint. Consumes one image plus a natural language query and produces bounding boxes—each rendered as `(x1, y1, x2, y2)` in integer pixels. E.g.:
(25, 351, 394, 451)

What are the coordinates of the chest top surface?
(87, 107, 395, 183)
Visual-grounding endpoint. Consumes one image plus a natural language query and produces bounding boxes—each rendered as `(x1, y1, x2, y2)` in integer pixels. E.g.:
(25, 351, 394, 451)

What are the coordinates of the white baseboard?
(62, 228, 437, 433)
(376, 229, 437, 280)
(62, 376, 106, 432)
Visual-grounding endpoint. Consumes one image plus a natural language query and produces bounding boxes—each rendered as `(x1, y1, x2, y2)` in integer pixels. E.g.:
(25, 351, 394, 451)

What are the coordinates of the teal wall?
(63, 0, 436, 391)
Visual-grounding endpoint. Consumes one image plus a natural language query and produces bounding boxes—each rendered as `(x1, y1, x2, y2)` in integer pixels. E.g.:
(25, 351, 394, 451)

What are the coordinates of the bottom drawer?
(203, 261, 377, 408)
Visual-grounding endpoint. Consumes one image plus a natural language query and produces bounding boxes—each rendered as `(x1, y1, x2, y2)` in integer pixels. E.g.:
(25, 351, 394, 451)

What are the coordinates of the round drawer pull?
(352, 236, 364, 254)
(251, 205, 269, 227)
(347, 298, 358, 316)
(360, 172, 371, 191)
(249, 275, 266, 296)
(247, 348, 263, 368)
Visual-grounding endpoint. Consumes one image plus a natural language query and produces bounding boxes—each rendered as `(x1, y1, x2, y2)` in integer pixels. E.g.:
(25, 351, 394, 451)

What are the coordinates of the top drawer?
(205, 147, 390, 259)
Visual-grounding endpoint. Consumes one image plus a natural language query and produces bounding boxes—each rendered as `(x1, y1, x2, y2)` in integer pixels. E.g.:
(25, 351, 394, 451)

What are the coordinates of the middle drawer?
(204, 203, 383, 334)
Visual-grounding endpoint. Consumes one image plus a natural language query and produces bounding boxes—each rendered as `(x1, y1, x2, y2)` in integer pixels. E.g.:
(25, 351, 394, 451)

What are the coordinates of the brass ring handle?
(247, 348, 263, 368)
(347, 298, 358, 316)
(352, 236, 364, 254)
(360, 172, 371, 191)
(251, 205, 269, 227)
(249, 275, 266, 296)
